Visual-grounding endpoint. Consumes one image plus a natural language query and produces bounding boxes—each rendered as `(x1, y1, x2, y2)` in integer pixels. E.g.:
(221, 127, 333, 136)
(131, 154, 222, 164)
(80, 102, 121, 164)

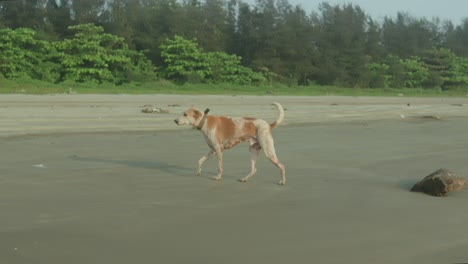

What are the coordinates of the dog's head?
(174, 107, 204, 127)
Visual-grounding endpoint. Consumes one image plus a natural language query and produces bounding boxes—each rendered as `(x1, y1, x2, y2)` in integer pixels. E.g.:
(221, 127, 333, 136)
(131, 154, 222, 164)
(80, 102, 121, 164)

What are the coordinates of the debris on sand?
(418, 115, 441, 120)
(141, 107, 170, 114)
(33, 164, 46, 168)
(411, 168, 465, 197)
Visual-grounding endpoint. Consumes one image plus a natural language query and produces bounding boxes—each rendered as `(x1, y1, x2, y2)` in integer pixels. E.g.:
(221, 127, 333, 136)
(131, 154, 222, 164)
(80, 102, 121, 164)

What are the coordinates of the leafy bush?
(400, 57, 430, 88)
(420, 48, 468, 90)
(160, 36, 265, 84)
(0, 25, 156, 85)
(0, 28, 61, 82)
(204, 51, 265, 84)
(367, 55, 429, 88)
(159, 35, 207, 83)
(56, 24, 156, 84)
(367, 62, 391, 88)
(446, 56, 468, 89)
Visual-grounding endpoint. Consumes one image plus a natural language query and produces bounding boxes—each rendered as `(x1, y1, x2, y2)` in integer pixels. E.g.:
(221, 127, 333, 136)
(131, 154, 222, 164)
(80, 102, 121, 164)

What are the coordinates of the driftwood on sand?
(141, 107, 170, 114)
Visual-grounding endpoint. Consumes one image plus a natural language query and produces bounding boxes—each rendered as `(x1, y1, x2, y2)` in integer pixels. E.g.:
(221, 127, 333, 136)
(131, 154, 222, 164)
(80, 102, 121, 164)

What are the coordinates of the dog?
(174, 102, 286, 185)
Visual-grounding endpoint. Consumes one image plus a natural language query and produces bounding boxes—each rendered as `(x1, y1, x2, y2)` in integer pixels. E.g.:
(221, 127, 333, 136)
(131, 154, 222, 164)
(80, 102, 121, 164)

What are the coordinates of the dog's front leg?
(197, 149, 216, 176)
(212, 147, 224, 181)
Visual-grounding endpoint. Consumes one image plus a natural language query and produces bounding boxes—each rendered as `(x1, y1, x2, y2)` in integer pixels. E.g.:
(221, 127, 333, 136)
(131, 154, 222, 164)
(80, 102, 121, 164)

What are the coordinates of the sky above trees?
(246, 0, 468, 24)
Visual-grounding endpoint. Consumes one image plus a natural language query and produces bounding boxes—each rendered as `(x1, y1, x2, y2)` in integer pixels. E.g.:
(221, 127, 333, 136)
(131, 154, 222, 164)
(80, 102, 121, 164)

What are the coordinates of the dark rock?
(411, 168, 465, 196)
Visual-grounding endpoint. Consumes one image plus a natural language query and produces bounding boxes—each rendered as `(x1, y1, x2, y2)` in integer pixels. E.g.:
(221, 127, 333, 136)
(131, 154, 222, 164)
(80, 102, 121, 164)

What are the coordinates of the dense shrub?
(0, 28, 61, 82)
(55, 24, 156, 84)
(160, 36, 265, 84)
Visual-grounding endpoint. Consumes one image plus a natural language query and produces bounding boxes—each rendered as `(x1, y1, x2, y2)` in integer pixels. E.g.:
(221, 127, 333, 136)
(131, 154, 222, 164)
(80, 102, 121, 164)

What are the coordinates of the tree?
(270, 5, 318, 84)
(122, 0, 182, 65)
(312, 3, 371, 86)
(0, 0, 467, 88)
(102, 0, 138, 45)
(422, 48, 468, 89)
(43, 0, 74, 39)
(365, 18, 385, 61)
(232, 2, 259, 66)
(70, 0, 106, 25)
(449, 55, 468, 88)
(0, 0, 47, 29)
(382, 13, 441, 58)
(446, 18, 468, 57)
(420, 48, 452, 88)
(200, 0, 229, 51)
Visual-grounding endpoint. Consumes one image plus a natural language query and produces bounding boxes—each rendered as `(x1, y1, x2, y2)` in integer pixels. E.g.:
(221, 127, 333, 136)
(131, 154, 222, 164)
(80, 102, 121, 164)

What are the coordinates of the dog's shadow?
(69, 155, 194, 178)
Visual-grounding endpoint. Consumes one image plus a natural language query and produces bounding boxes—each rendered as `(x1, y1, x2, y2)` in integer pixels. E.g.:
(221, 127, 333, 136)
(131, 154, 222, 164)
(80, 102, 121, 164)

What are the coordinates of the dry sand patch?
(1, 94, 468, 136)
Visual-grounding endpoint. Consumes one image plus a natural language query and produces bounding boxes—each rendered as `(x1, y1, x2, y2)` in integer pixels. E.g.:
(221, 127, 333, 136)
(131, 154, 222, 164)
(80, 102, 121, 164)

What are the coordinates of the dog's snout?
(174, 119, 179, 125)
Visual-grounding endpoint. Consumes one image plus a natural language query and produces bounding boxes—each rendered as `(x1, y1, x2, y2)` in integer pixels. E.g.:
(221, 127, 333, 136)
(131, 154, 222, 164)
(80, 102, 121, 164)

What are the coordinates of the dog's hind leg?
(197, 149, 216, 176)
(259, 132, 286, 185)
(240, 142, 261, 183)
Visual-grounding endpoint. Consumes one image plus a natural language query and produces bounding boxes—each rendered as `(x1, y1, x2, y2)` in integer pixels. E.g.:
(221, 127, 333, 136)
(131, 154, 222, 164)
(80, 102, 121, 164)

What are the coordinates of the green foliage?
(204, 51, 265, 84)
(0, 24, 155, 85)
(160, 35, 207, 82)
(310, 3, 376, 87)
(421, 48, 468, 90)
(420, 49, 450, 88)
(400, 57, 430, 88)
(366, 62, 391, 88)
(56, 24, 156, 84)
(448, 55, 468, 89)
(367, 55, 429, 88)
(1, 1, 468, 89)
(0, 28, 61, 82)
(160, 36, 265, 84)
(3, 76, 468, 97)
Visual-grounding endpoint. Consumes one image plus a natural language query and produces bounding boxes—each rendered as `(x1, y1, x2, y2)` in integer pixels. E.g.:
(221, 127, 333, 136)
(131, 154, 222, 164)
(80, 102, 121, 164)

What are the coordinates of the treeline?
(1, 0, 468, 89)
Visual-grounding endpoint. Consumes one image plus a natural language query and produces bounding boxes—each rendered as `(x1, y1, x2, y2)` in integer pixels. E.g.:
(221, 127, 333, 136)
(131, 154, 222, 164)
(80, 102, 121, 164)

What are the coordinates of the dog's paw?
(278, 180, 286, 186)
(239, 178, 248, 183)
(196, 171, 201, 176)
(212, 176, 222, 181)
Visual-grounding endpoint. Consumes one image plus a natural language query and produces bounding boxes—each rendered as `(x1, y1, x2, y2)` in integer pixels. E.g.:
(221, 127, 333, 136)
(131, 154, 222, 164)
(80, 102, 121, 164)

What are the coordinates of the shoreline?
(1, 94, 468, 137)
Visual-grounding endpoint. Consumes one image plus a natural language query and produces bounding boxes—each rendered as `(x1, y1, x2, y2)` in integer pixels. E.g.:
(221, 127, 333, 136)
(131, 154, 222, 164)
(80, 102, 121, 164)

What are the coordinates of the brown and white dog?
(174, 102, 286, 185)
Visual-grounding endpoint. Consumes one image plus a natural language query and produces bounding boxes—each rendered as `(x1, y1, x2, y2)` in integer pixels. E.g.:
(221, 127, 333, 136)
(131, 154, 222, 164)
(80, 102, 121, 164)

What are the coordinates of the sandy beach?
(1, 94, 468, 264)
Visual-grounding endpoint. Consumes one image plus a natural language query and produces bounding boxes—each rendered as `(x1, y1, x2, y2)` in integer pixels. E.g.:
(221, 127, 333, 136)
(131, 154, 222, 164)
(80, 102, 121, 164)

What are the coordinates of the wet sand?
(1, 94, 468, 263)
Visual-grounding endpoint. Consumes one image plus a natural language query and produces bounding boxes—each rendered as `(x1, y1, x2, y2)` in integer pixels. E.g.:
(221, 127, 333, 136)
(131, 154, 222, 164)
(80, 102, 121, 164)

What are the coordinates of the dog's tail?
(270, 102, 285, 129)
